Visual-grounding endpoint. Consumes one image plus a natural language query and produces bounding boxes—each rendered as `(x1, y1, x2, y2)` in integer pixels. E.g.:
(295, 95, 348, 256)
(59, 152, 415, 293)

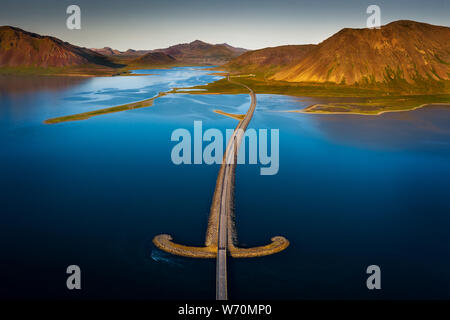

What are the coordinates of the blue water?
(0, 67, 449, 299)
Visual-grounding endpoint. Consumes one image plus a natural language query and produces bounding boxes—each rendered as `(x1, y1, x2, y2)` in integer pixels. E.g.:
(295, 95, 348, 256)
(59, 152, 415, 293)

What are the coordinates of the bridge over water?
(153, 75, 289, 300)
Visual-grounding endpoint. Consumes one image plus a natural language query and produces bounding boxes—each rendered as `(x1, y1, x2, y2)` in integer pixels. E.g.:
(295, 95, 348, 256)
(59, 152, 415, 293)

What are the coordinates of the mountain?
(122, 49, 152, 56)
(0, 26, 120, 68)
(154, 40, 246, 65)
(224, 44, 316, 75)
(218, 43, 248, 55)
(130, 52, 177, 66)
(0, 27, 245, 72)
(91, 47, 122, 56)
(270, 20, 450, 84)
(96, 48, 152, 57)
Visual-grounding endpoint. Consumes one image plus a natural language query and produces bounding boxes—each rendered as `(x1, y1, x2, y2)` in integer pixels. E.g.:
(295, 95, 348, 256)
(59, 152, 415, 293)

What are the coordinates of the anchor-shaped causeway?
(153, 75, 289, 299)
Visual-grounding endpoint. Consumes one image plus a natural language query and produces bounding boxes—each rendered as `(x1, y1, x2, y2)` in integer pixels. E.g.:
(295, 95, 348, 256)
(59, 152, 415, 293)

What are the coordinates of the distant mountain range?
(1, 20, 449, 86)
(90, 47, 152, 57)
(93, 40, 246, 65)
(0, 27, 247, 71)
(122, 40, 246, 66)
(130, 52, 177, 66)
(269, 20, 450, 84)
(90, 47, 123, 56)
(151, 40, 246, 65)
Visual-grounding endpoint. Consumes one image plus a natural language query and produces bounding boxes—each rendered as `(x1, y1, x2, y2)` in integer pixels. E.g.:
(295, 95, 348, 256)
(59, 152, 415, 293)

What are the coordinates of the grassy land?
(0, 64, 133, 77)
(177, 74, 450, 114)
(179, 76, 388, 97)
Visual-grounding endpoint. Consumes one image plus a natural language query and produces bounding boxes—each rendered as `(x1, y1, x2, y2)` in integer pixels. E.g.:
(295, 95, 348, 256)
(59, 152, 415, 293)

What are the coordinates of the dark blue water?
(0, 67, 449, 299)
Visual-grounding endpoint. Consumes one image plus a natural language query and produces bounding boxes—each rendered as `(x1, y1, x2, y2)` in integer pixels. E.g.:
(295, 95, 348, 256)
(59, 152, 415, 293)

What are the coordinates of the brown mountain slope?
(130, 52, 177, 66)
(154, 40, 246, 65)
(123, 49, 152, 56)
(91, 47, 122, 56)
(271, 20, 450, 84)
(218, 43, 248, 55)
(224, 44, 316, 76)
(0, 26, 120, 68)
(91, 48, 153, 57)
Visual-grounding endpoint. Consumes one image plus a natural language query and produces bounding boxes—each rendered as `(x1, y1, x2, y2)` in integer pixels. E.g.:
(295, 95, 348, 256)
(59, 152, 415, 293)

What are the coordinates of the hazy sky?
(1, 0, 449, 50)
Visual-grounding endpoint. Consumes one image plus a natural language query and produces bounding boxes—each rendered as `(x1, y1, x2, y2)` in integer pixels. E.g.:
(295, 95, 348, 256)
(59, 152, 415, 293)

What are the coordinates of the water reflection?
(0, 75, 87, 96)
(290, 105, 450, 152)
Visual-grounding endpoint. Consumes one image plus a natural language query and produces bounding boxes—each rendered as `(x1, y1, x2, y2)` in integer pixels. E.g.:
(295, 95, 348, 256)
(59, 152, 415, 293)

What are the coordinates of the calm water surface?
(0, 67, 449, 299)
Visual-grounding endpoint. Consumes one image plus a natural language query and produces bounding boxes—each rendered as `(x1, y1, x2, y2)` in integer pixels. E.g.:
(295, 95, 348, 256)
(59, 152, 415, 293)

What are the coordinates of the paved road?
(216, 75, 257, 300)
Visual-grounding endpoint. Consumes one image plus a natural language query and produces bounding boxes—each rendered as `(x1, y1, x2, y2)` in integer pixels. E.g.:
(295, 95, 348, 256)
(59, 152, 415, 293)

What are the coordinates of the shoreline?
(291, 102, 450, 116)
(213, 109, 245, 120)
(44, 91, 167, 124)
(41, 65, 450, 123)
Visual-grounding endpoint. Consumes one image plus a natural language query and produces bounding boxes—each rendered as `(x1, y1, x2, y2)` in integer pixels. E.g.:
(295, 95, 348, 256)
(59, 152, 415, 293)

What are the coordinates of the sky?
(1, 0, 449, 51)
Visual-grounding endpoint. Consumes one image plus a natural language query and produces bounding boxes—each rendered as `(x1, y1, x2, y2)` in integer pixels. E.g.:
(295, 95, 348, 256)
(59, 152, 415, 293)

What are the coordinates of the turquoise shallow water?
(0, 67, 449, 299)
